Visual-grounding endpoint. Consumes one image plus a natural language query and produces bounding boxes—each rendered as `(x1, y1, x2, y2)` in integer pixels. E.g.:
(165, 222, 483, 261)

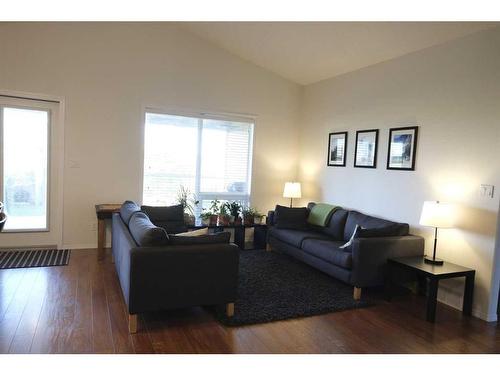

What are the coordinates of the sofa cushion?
(129, 212, 169, 247)
(141, 204, 186, 234)
(175, 228, 209, 236)
(343, 211, 409, 241)
(268, 227, 331, 248)
(169, 231, 231, 246)
(322, 208, 349, 240)
(301, 239, 353, 269)
(357, 224, 409, 238)
(274, 205, 309, 230)
(120, 200, 141, 225)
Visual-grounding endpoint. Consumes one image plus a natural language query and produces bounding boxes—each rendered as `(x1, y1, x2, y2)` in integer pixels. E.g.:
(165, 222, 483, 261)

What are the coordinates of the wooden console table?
(95, 204, 121, 260)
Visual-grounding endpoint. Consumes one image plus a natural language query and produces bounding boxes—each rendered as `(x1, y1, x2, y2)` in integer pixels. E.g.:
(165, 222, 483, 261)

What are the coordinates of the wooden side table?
(95, 204, 121, 260)
(386, 256, 475, 322)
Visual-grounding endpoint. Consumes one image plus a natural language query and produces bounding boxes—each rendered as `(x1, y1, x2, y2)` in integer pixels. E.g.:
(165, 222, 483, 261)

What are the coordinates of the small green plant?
(175, 185, 199, 216)
(224, 201, 242, 219)
(219, 204, 230, 217)
(209, 199, 221, 215)
(200, 210, 213, 220)
(242, 206, 256, 218)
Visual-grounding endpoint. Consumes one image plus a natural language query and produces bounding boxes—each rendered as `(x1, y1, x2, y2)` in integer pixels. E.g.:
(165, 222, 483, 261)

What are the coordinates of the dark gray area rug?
(0, 248, 71, 269)
(215, 250, 373, 326)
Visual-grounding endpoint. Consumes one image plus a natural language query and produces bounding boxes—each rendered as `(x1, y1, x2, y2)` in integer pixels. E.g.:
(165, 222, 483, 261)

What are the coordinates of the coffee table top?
(388, 256, 474, 277)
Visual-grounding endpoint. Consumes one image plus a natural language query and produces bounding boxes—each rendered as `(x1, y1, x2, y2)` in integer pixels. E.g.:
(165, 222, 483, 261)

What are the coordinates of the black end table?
(386, 256, 475, 322)
(187, 224, 268, 250)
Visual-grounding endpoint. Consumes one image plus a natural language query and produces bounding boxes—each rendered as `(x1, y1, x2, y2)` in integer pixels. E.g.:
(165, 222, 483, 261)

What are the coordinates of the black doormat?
(0, 248, 71, 269)
(214, 250, 373, 326)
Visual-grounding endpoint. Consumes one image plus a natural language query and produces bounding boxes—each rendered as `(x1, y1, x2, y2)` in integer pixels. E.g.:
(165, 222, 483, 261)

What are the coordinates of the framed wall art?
(327, 132, 347, 167)
(354, 129, 379, 168)
(387, 126, 418, 171)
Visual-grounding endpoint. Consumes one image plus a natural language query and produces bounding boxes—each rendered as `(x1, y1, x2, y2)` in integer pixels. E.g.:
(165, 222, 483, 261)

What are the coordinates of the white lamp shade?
(283, 182, 302, 199)
(419, 201, 455, 228)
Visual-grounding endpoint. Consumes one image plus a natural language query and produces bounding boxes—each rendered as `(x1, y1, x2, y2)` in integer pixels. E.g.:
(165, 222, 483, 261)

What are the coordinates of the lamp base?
(424, 255, 444, 265)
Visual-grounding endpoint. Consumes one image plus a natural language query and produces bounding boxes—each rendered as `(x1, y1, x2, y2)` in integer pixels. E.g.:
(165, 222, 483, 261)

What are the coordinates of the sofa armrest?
(350, 235, 424, 288)
(127, 243, 239, 314)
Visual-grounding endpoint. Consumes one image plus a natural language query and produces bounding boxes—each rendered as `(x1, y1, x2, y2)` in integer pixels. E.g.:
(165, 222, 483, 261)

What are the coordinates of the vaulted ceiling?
(182, 22, 498, 85)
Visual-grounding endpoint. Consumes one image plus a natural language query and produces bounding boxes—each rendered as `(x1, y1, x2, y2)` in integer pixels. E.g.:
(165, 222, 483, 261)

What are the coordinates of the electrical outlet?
(479, 184, 494, 198)
(89, 222, 97, 231)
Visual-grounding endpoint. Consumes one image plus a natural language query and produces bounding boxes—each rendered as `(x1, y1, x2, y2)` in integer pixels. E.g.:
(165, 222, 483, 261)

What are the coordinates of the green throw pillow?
(307, 203, 338, 227)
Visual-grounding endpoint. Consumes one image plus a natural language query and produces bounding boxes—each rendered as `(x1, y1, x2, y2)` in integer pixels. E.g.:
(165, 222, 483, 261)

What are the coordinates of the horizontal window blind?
(143, 111, 254, 209)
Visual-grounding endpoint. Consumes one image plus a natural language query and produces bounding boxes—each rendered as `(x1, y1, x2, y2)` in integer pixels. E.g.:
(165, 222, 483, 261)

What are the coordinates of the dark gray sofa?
(267, 203, 424, 299)
(112, 201, 239, 333)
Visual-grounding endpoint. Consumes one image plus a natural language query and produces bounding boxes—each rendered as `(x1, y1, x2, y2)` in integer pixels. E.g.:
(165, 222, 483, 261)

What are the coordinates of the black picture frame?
(327, 131, 348, 167)
(386, 126, 419, 171)
(354, 129, 379, 168)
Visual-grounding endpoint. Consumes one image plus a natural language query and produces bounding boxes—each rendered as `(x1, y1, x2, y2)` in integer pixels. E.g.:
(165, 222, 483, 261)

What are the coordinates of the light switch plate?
(480, 184, 494, 198)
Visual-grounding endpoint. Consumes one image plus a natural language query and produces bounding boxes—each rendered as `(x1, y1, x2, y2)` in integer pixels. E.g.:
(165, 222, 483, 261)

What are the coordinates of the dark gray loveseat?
(112, 201, 239, 333)
(267, 203, 424, 299)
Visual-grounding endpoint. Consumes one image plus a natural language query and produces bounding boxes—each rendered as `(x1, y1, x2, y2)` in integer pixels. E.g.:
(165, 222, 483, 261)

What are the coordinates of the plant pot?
(218, 215, 230, 226)
(234, 217, 242, 226)
(209, 215, 218, 226)
(184, 213, 195, 226)
(0, 212, 6, 232)
(229, 216, 235, 224)
(243, 216, 254, 226)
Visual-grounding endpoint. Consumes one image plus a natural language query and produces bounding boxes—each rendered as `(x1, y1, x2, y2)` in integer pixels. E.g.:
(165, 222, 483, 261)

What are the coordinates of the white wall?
(299, 27, 500, 321)
(1, 22, 499, 321)
(0, 22, 301, 248)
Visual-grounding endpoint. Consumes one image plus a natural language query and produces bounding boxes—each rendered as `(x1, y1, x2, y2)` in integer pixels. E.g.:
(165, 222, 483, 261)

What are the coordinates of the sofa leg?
(129, 314, 138, 334)
(266, 243, 272, 252)
(353, 287, 362, 300)
(226, 303, 235, 317)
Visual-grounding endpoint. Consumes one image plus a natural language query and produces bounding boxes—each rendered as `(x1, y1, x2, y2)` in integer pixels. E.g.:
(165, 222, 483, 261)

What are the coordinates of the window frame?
(0, 103, 52, 233)
(141, 107, 256, 209)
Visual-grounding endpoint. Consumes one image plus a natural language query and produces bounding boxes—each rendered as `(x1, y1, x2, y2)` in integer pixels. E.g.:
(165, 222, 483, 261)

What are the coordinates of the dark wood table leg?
(463, 271, 475, 316)
(384, 262, 394, 302)
(426, 277, 439, 322)
(233, 226, 245, 250)
(253, 226, 267, 250)
(97, 217, 106, 261)
(417, 274, 427, 296)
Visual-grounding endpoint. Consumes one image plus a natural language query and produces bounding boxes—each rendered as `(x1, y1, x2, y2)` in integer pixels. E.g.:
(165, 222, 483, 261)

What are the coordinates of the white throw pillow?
(339, 224, 361, 249)
(175, 227, 209, 237)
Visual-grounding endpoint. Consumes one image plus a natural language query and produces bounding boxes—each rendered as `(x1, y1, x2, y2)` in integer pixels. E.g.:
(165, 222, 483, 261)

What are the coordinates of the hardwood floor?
(0, 248, 498, 354)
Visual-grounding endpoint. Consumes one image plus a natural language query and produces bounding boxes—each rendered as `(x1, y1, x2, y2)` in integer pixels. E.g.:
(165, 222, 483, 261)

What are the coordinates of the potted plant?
(199, 210, 212, 226)
(253, 211, 265, 225)
(225, 201, 242, 225)
(218, 204, 231, 226)
(209, 199, 220, 225)
(242, 207, 256, 226)
(0, 201, 5, 232)
(176, 186, 199, 226)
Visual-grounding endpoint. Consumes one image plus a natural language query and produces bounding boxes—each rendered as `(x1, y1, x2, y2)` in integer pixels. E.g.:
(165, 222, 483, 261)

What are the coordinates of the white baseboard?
(437, 296, 498, 322)
(63, 242, 111, 250)
(63, 243, 97, 250)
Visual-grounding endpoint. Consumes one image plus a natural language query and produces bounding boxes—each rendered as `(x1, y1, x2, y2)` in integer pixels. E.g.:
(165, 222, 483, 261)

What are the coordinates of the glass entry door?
(0, 96, 63, 248)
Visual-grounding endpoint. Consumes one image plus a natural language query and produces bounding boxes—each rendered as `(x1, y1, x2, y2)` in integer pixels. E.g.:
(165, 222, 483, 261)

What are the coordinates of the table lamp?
(283, 182, 301, 208)
(419, 201, 455, 265)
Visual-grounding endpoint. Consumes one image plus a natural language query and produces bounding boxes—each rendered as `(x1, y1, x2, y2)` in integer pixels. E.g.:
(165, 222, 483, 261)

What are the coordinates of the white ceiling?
(182, 22, 498, 85)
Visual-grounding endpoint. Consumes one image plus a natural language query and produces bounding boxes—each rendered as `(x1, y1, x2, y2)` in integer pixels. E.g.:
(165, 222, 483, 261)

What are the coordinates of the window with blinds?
(143, 111, 254, 211)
